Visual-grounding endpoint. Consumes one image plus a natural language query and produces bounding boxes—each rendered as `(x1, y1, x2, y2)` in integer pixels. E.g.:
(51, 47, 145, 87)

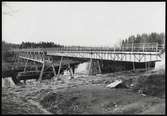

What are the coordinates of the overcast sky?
(2, 2, 165, 47)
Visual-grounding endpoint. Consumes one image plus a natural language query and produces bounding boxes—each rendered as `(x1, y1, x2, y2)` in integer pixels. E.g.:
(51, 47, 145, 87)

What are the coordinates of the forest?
(121, 32, 165, 48)
(2, 32, 165, 50)
(19, 42, 63, 48)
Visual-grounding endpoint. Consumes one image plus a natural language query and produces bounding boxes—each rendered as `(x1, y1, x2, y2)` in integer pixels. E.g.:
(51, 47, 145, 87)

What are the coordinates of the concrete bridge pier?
(88, 59, 102, 75)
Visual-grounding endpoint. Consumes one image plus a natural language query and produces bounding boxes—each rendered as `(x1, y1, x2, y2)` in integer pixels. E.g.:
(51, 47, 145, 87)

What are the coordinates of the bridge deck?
(14, 45, 162, 63)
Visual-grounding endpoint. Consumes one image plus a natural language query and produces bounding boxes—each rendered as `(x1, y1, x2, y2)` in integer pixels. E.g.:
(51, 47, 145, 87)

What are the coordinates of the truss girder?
(18, 50, 161, 63)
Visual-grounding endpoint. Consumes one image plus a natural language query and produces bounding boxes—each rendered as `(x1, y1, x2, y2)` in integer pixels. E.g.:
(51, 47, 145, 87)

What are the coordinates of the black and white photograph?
(2, 2, 165, 115)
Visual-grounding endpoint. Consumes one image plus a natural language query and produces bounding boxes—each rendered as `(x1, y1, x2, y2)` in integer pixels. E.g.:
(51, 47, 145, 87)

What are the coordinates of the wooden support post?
(132, 61, 135, 71)
(24, 59, 29, 72)
(24, 79, 26, 84)
(34, 61, 38, 71)
(145, 62, 148, 71)
(52, 64, 56, 78)
(38, 61, 45, 82)
(97, 60, 101, 74)
(71, 64, 75, 74)
(38, 49, 46, 82)
(57, 56, 63, 80)
(68, 64, 74, 79)
(88, 58, 92, 75)
(148, 61, 150, 71)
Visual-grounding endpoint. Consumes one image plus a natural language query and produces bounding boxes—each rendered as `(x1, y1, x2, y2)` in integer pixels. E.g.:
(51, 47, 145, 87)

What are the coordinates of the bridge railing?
(13, 43, 164, 55)
(13, 43, 163, 63)
(46, 43, 164, 52)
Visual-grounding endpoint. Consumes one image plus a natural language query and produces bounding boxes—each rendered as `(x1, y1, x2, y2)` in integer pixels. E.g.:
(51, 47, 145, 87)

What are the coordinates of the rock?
(2, 77, 16, 88)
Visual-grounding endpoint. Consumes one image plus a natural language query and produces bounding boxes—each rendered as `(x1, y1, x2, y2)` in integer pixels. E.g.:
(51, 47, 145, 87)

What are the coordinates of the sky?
(2, 2, 165, 47)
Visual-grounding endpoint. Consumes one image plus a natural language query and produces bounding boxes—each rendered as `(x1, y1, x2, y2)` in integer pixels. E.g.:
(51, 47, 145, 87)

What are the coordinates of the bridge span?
(12, 44, 164, 82)
(14, 45, 162, 63)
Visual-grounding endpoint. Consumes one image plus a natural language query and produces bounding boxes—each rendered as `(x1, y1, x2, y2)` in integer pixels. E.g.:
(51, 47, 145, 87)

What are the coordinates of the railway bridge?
(12, 43, 164, 82)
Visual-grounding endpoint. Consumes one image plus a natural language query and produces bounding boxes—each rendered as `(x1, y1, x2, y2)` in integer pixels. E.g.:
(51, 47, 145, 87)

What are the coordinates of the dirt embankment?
(132, 71, 165, 98)
(2, 70, 165, 114)
(39, 86, 164, 114)
(2, 88, 45, 114)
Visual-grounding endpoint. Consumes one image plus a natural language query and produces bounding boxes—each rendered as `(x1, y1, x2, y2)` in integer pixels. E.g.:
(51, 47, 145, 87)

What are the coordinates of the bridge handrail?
(12, 43, 164, 53)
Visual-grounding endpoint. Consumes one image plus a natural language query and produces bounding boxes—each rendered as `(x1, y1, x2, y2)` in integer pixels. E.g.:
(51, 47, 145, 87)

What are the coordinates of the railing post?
(144, 53, 147, 71)
(132, 43, 135, 71)
(143, 43, 145, 52)
(132, 42, 133, 52)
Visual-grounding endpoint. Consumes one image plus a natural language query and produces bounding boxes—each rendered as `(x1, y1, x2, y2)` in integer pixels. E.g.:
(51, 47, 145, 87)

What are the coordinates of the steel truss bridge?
(14, 43, 163, 63)
(12, 43, 164, 81)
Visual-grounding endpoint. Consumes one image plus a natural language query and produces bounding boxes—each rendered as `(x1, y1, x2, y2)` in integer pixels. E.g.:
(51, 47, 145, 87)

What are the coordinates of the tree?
(119, 33, 165, 51)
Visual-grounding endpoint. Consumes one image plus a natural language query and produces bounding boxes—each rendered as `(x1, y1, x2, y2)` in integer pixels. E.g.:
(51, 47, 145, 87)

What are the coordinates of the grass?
(132, 71, 165, 98)
(39, 85, 164, 114)
(1, 88, 44, 114)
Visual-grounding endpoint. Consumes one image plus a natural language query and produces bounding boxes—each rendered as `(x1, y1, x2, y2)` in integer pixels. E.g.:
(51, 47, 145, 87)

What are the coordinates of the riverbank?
(2, 70, 165, 114)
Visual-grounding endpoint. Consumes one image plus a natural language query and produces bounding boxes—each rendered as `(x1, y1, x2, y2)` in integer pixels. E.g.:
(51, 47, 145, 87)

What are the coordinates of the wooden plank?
(19, 56, 44, 63)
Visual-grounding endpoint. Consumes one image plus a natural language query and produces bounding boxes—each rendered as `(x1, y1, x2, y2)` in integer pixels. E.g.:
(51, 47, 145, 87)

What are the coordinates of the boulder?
(2, 77, 15, 88)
